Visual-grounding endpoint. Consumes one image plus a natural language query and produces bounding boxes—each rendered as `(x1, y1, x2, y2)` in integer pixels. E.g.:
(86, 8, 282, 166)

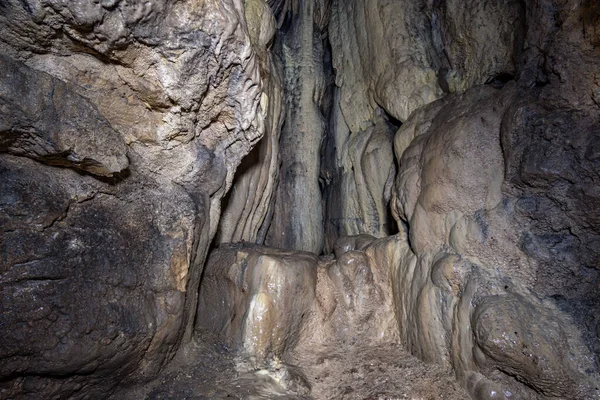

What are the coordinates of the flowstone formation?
(1, 0, 599, 399)
(192, 238, 470, 399)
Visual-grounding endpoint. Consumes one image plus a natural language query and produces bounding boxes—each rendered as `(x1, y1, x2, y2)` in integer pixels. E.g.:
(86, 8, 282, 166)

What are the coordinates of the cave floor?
(112, 333, 469, 400)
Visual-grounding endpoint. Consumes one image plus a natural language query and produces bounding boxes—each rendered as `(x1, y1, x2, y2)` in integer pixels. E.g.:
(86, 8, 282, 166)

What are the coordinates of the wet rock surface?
(196, 244, 318, 366)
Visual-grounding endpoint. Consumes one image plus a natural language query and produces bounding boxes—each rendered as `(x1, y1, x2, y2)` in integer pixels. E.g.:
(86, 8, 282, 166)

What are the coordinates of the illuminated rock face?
(197, 237, 398, 361)
(0, 0, 275, 397)
(197, 234, 599, 399)
(2, 0, 600, 399)
(196, 244, 318, 366)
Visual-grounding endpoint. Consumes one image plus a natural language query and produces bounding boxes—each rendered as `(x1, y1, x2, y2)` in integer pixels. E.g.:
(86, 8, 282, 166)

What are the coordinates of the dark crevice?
(486, 72, 516, 89)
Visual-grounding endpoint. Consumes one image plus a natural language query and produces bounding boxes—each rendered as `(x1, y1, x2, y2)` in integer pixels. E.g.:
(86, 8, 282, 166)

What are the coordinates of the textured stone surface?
(322, 0, 522, 253)
(0, 155, 203, 399)
(0, 56, 128, 177)
(197, 236, 399, 359)
(2, 0, 600, 399)
(365, 1, 600, 398)
(214, 60, 283, 244)
(196, 244, 318, 368)
(0, 0, 270, 237)
(0, 0, 270, 397)
(265, 0, 331, 254)
(390, 74, 600, 400)
(328, 0, 522, 128)
(189, 237, 471, 399)
(215, 0, 285, 245)
(473, 295, 582, 398)
(322, 107, 397, 252)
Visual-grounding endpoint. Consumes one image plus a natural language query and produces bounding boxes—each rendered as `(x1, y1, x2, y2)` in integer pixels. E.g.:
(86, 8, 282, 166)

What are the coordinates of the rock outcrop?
(0, 0, 272, 397)
(328, 0, 522, 127)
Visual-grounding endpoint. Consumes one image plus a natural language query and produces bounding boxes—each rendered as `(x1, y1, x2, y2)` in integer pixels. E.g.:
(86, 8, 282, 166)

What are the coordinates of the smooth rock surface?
(328, 0, 521, 127)
(196, 244, 318, 368)
(190, 237, 470, 399)
(390, 80, 600, 399)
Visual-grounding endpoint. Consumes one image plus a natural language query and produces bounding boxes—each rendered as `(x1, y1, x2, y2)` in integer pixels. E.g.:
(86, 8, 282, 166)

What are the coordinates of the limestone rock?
(265, 0, 330, 254)
(197, 237, 398, 368)
(214, 59, 284, 244)
(388, 3, 600, 388)
(433, 0, 523, 93)
(390, 76, 599, 399)
(322, 109, 397, 252)
(0, 155, 202, 399)
(0, 0, 269, 397)
(328, 0, 521, 128)
(216, 0, 284, 245)
(196, 244, 318, 366)
(0, 55, 128, 177)
(0, 0, 270, 237)
(333, 234, 376, 259)
(473, 295, 585, 398)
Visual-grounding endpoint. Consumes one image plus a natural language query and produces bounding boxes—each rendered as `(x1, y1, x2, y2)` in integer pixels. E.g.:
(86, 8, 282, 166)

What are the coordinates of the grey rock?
(473, 294, 587, 398)
(0, 0, 271, 397)
(0, 56, 128, 177)
(265, 0, 330, 254)
(0, 155, 203, 399)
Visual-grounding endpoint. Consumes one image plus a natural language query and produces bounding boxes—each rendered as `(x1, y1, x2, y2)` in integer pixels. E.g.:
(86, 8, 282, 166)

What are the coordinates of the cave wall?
(0, 0, 274, 397)
(1, 0, 599, 399)
(310, 0, 599, 397)
(215, 0, 285, 245)
(379, 0, 600, 398)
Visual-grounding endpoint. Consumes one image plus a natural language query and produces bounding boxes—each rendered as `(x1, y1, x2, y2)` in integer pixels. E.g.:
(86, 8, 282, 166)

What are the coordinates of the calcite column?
(266, 0, 329, 254)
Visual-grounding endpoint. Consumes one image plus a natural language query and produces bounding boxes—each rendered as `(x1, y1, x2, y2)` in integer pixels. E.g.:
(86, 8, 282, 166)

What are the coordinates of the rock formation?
(1, 0, 271, 397)
(264, 0, 331, 254)
(1, 0, 599, 399)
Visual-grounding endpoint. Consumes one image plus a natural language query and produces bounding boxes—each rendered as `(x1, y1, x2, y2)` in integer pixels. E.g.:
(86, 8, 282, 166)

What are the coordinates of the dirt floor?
(111, 333, 470, 400)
